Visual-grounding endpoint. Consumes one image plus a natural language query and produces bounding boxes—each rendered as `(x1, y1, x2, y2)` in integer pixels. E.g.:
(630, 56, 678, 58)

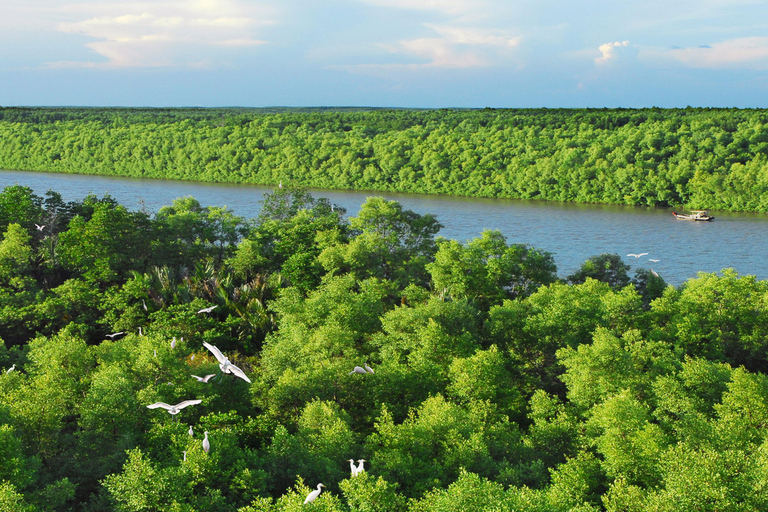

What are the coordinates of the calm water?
(2, 169, 767, 286)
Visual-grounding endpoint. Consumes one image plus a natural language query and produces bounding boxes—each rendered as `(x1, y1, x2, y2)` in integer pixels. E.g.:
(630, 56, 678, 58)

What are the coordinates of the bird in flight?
(35, 224, 45, 231)
(197, 305, 217, 314)
(105, 332, 124, 339)
(649, 259, 660, 262)
(627, 253, 648, 258)
(146, 400, 202, 419)
(191, 374, 216, 383)
(202, 342, 251, 383)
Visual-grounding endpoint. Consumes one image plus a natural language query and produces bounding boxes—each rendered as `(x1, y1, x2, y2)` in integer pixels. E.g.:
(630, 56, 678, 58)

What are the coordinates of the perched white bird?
(5, 364, 15, 374)
(190, 354, 195, 361)
(171, 337, 176, 349)
(192, 374, 216, 383)
(649, 259, 660, 262)
(348, 459, 358, 477)
(627, 253, 649, 258)
(349, 366, 368, 375)
(356, 459, 366, 475)
(142, 299, 148, 312)
(154, 349, 157, 358)
(202, 431, 210, 453)
(364, 364, 374, 374)
(197, 305, 217, 314)
(304, 483, 325, 504)
(278, 181, 283, 189)
(146, 400, 202, 416)
(138, 327, 143, 336)
(35, 223, 45, 231)
(182, 451, 187, 462)
(202, 342, 251, 383)
(188, 425, 194, 437)
(105, 332, 124, 339)
(651, 269, 659, 277)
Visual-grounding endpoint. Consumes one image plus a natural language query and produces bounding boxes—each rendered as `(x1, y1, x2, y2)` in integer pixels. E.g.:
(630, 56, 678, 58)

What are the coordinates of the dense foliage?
(1, 183, 768, 511)
(2, 107, 768, 211)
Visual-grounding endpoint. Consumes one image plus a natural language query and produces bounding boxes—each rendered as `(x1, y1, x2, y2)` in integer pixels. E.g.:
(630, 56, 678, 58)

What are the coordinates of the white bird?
(349, 366, 367, 375)
(105, 332, 124, 339)
(182, 451, 187, 462)
(197, 305, 217, 314)
(189, 425, 194, 437)
(154, 349, 157, 357)
(35, 223, 45, 231)
(142, 299, 148, 312)
(304, 483, 325, 504)
(651, 269, 659, 277)
(364, 364, 374, 374)
(192, 374, 216, 383)
(202, 342, 251, 383)
(348, 459, 358, 477)
(190, 354, 195, 361)
(5, 364, 15, 374)
(627, 253, 648, 258)
(171, 337, 176, 349)
(202, 431, 210, 453)
(138, 327, 143, 336)
(146, 400, 202, 416)
(356, 459, 366, 475)
(278, 181, 283, 189)
(649, 259, 660, 262)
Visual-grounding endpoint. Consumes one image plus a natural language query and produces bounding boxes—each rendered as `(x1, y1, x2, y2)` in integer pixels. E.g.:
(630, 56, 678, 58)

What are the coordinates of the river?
(2, 169, 767, 286)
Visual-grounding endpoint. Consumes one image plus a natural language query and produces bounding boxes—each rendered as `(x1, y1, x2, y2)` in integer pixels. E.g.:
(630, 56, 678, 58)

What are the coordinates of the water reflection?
(2, 169, 767, 286)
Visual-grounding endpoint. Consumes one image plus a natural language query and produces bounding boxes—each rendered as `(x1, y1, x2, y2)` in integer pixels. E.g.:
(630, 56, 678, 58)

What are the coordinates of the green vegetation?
(2, 183, 768, 511)
(2, 107, 768, 211)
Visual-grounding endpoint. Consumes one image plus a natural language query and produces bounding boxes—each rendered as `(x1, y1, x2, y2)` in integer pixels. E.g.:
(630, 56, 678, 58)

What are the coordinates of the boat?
(672, 210, 715, 221)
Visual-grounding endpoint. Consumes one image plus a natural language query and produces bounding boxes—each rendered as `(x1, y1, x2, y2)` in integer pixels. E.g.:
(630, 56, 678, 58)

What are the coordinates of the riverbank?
(1, 106, 767, 212)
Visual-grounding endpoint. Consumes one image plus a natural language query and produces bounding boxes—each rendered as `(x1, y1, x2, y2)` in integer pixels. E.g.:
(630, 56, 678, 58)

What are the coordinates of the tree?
(566, 253, 631, 290)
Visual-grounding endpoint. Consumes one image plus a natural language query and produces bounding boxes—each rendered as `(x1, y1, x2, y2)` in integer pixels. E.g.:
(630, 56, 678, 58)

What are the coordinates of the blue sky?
(1, 0, 767, 108)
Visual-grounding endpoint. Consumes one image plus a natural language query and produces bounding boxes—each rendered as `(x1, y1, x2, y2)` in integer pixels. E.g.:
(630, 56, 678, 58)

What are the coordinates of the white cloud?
(668, 37, 768, 68)
(595, 40, 630, 64)
(52, 0, 273, 68)
(353, 0, 480, 17)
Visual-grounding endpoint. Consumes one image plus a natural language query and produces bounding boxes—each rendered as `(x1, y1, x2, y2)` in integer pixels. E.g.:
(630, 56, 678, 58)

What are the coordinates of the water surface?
(2, 169, 767, 286)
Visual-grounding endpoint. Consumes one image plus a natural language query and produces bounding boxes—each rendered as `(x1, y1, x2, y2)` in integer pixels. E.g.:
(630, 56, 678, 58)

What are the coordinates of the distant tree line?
(1, 106, 768, 211)
(2, 184, 768, 511)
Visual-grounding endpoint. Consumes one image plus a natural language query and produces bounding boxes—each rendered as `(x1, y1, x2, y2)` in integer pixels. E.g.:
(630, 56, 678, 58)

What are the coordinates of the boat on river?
(673, 210, 715, 221)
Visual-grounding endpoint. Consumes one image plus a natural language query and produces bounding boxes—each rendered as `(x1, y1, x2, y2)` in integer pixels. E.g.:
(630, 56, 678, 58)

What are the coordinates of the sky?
(1, 0, 767, 108)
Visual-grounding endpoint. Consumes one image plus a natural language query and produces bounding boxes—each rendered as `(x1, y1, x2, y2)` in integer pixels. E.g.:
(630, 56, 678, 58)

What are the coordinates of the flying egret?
(202, 342, 251, 383)
(191, 374, 216, 383)
(171, 337, 176, 349)
(105, 332, 124, 339)
(202, 431, 210, 453)
(627, 253, 648, 258)
(348, 459, 358, 477)
(649, 259, 660, 262)
(146, 400, 202, 419)
(356, 459, 366, 475)
(189, 425, 194, 437)
(35, 223, 45, 231)
(349, 366, 367, 375)
(304, 483, 324, 504)
(197, 305, 217, 314)
(5, 364, 15, 374)
(364, 364, 374, 374)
